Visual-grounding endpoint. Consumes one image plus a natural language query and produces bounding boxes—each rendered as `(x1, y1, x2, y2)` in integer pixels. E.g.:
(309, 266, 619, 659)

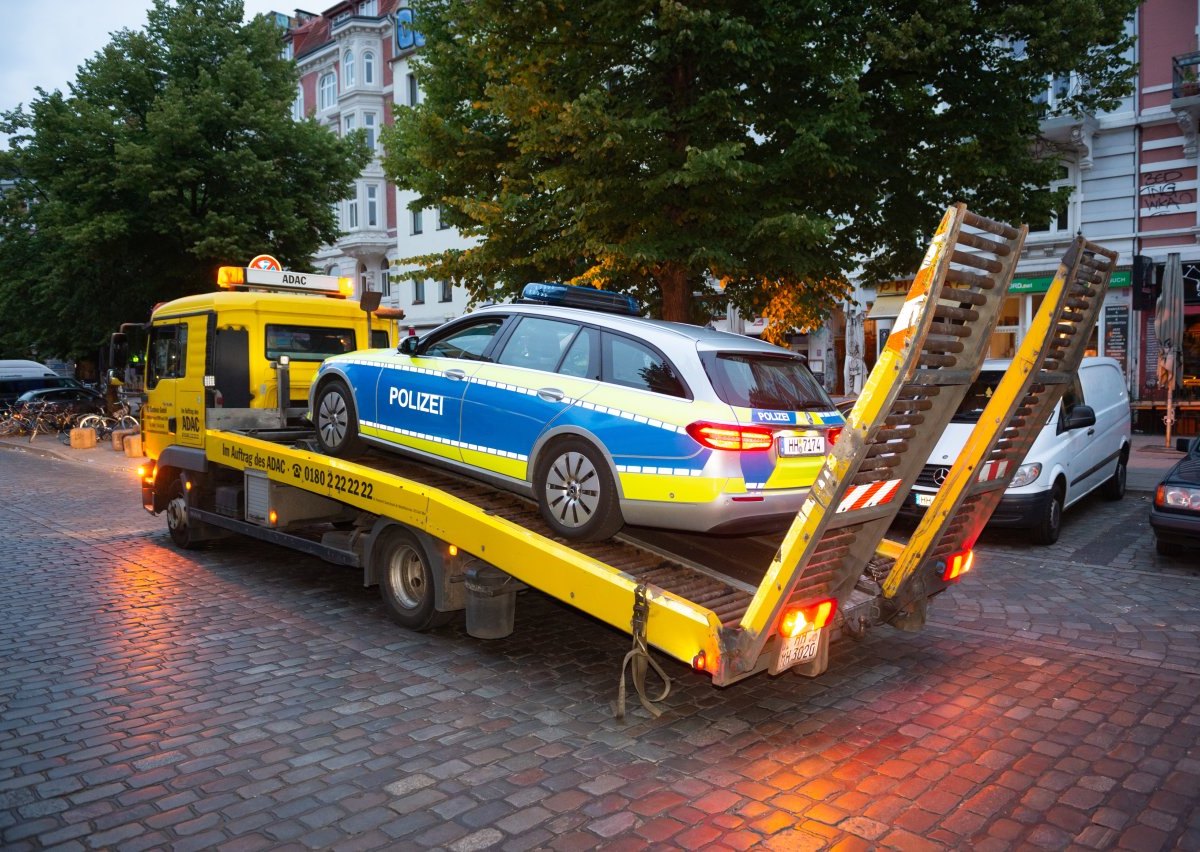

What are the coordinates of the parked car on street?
(0, 360, 83, 408)
(310, 283, 845, 541)
(15, 386, 106, 419)
(1150, 436, 1200, 557)
(905, 357, 1132, 545)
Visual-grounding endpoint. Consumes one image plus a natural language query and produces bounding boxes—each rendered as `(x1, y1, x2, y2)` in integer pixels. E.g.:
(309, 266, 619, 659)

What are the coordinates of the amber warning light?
(217, 265, 352, 297)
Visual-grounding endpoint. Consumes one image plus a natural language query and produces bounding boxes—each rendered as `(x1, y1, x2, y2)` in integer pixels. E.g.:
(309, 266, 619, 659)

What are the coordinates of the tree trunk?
(658, 262, 691, 323)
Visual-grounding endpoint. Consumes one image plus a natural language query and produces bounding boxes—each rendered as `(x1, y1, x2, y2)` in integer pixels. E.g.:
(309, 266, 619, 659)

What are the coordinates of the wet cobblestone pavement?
(1, 447, 1198, 850)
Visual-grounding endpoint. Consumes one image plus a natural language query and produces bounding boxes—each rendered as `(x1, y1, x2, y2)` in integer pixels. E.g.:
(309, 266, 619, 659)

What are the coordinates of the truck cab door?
(143, 318, 205, 457)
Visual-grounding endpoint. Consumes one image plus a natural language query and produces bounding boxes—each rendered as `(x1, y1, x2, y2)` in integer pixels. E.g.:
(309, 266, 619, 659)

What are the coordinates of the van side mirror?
(1064, 404, 1096, 431)
(398, 336, 420, 355)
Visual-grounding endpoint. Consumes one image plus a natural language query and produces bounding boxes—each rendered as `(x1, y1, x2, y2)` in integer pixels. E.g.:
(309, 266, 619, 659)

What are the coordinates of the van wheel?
(1155, 537, 1183, 558)
(1030, 481, 1065, 546)
(314, 379, 364, 457)
(376, 528, 451, 631)
(535, 438, 623, 542)
(1101, 451, 1127, 501)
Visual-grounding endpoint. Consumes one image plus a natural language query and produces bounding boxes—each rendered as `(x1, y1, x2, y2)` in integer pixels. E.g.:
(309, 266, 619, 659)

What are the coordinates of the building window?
(358, 0, 378, 15)
(407, 73, 419, 106)
(343, 113, 355, 136)
(343, 50, 355, 89)
(363, 51, 375, 85)
(1029, 164, 1073, 234)
(333, 10, 350, 24)
(292, 85, 304, 120)
(348, 195, 359, 229)
(363, 112, 377, 151)
(366, 185, 379, 227)
(413, 279, 425, 304)
(380, 260, 391, 297)
(318, 72, 337, 110)
(439, 280, 453, 303)
(437, 204, 451, 230)
(411, 208, 423, 234)
(283, 41, 293, 61)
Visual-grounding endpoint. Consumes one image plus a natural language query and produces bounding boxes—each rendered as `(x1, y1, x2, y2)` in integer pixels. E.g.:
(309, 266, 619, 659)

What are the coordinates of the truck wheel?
(315, 379, 364, 457)
(534, 438, 623, 542)
(1030, 481, 1064, 546)
(1100, 452, 1127, 501)
(165, 479, 202, 550)
(376, 528, 450, 631)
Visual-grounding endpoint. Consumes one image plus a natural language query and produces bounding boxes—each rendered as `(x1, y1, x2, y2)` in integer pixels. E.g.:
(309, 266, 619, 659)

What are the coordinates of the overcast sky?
(2, 0, 287, 146)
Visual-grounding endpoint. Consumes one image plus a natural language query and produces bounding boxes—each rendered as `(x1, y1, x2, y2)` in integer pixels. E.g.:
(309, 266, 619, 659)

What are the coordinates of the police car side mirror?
(398, 336, 420, 355)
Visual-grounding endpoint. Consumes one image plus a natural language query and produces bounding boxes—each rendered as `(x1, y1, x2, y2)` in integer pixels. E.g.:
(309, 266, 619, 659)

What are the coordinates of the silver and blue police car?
(311, 284, 844, 541)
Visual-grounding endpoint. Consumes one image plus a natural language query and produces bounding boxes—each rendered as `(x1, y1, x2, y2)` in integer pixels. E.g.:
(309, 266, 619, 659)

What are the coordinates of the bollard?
(464, 563, 517, 639)
(69, 427, 97, 449)
(111, 427, 138, 451)
(123, 434, 142, 457)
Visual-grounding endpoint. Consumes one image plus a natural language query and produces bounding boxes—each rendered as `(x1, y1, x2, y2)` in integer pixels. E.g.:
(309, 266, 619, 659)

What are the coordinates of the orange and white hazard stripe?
(836, 478, 902, 513)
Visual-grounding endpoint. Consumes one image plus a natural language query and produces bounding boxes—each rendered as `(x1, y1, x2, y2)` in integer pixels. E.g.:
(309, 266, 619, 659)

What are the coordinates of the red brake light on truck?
(779, 599, 836, 638)
(942, 549, 974, 582)
(686, 422, 774, 451)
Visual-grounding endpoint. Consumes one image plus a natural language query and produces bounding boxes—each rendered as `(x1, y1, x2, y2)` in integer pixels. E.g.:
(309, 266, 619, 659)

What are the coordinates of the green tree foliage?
(383, 0, 1136, 326)
(0, 0, 369, 358)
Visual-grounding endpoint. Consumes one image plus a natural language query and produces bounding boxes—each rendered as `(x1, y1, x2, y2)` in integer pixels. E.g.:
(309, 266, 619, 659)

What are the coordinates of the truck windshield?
(265, 325, 357, 362)
(952, 370, 1005, 423)
(701, 352, 834, 411)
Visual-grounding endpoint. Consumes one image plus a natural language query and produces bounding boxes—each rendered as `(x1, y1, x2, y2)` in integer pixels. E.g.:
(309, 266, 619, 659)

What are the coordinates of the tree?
(0, 0, 369, 359)
(383, 0, 1137, 329)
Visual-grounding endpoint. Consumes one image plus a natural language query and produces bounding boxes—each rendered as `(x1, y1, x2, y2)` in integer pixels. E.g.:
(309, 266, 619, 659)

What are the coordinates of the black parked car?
(1150, 436, 1200, 558)
(14, 387, 106, 418)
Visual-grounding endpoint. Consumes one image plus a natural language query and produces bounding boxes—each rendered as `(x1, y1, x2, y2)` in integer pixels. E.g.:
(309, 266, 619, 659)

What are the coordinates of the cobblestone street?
(1, 447, 1198, 850)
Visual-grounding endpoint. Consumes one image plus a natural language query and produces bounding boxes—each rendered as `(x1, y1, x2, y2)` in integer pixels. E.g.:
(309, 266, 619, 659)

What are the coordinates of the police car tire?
(315, 379, 364, 457)
(535, 438, 623, 542)
(375, 528, 451, 631)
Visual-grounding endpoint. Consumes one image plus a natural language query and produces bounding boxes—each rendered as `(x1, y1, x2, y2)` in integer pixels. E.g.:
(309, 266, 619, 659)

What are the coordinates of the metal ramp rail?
(718, 204, 1028, 684)
(877, 237, 1119, 620)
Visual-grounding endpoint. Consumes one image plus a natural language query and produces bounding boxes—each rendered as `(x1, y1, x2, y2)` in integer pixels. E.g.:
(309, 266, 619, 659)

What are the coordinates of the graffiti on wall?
(1140, 169, 1196, 217)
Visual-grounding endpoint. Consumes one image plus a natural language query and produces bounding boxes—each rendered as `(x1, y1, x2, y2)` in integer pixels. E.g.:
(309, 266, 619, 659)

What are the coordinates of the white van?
(907, 357, 1132, 545)
(0, 360, 81, 407)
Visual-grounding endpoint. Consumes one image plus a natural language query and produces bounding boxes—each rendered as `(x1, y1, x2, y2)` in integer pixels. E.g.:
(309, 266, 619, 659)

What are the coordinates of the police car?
(310, 284, 844, 541)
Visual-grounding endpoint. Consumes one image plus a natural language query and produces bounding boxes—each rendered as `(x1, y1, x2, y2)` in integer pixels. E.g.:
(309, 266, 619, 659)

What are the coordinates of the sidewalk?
(0, 431, 144, 475)
(1128, 433, 1189, 491)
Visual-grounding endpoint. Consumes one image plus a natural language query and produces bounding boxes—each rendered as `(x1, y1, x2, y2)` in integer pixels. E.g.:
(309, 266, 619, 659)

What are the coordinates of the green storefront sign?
(1009, 270, 1131, 294)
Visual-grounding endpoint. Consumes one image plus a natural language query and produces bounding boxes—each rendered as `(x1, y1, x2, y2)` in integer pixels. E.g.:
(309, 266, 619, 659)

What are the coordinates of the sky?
(1, 0, 287, 146)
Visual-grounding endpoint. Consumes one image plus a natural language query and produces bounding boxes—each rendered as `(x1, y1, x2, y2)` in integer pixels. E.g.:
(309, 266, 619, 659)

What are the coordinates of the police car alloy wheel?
(536, 438, 623, 542)
(316, 380, 364, 457)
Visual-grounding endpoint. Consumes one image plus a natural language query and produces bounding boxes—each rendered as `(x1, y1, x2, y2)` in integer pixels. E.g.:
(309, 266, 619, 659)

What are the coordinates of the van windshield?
(952, 370, 1005, 423)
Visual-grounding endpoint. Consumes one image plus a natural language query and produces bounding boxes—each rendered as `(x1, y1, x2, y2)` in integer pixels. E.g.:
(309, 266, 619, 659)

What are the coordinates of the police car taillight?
(686, 421, 774, 451)
(826, 427, 843, 447)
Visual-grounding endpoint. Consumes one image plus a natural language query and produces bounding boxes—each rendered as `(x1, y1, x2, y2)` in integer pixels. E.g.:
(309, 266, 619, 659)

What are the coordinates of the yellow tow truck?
(131, 215, 1118, 713)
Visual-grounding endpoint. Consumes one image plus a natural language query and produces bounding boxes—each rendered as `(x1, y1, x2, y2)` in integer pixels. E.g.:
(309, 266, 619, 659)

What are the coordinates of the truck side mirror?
(399, 336, 420, 355)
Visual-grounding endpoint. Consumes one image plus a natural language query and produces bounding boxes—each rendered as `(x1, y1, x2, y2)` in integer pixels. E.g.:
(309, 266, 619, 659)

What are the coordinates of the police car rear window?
(702, 353, 833, 411)
(265, 325, 356, 362)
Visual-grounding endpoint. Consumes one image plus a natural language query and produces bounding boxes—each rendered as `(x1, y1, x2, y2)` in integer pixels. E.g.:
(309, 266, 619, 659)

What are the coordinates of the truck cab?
(139, 263, 401, 462)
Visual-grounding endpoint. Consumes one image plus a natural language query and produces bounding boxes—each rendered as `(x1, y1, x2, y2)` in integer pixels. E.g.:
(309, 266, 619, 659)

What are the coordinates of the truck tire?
(314, 379, 365, 457)
(1030, 480, 1065, 546)
(165, 478, 203, 550)
(1100, 450, 1127, 501)
(534, 438, 623, 542)
(376, 528, 451, 631)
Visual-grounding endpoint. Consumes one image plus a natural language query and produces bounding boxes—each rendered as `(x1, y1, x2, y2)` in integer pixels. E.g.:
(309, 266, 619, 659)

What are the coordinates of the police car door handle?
(445, 369, 467, 381)
(537, 387, 564, 402)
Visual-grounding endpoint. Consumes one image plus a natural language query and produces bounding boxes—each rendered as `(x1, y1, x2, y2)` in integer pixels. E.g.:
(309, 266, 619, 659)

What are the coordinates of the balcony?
(1035, 74, 1097, 169)
(1170, 52, 1200, 158)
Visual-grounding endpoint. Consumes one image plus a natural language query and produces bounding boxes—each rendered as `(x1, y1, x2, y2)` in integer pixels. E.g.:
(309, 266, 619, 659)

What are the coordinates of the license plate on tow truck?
(777, 435, 824, 457)
(777, 629, 821, 669)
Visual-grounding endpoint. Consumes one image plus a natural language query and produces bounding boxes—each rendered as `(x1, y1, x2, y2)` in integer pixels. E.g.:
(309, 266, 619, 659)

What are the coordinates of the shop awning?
(867, 295, 907, 320)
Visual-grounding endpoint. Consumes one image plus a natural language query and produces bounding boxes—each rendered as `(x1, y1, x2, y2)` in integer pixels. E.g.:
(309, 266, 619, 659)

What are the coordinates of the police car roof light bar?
(519, 282, 640, 316)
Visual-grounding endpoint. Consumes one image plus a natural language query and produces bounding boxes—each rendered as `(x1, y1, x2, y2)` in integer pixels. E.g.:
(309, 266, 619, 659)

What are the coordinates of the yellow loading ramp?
(878, 238, 1119, 621)
(718, 204, 1027, 684)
